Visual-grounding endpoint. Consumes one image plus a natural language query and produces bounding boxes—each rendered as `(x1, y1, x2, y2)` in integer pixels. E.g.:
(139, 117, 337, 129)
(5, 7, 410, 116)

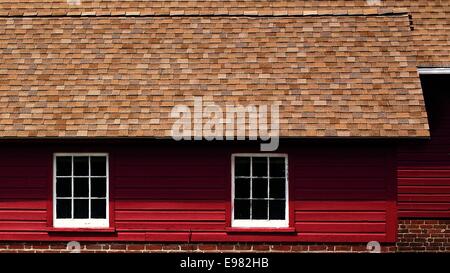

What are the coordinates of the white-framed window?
(231, 154, 289, 228)
(53, 153, 109, 228)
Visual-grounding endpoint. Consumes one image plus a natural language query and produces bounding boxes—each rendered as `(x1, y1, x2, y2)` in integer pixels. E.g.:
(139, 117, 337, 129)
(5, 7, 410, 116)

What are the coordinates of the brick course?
(1, 220, 447, 253)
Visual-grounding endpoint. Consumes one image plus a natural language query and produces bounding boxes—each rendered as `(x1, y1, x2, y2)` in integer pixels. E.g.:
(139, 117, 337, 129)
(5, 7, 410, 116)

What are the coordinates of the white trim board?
(418, 68, 450, 75)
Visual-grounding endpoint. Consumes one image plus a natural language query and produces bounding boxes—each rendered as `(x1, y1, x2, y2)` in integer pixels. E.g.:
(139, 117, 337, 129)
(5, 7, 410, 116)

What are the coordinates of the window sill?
(226, 227, 296, 233)
(47, 227, 116, 233)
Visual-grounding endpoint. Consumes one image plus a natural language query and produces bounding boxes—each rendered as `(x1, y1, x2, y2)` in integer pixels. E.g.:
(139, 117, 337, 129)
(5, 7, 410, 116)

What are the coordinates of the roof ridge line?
(0, 7, 411, 18)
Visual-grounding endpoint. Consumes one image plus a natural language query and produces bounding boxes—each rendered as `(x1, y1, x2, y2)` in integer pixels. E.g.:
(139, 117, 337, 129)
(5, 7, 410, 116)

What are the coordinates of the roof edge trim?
(418, 68, 450, 75)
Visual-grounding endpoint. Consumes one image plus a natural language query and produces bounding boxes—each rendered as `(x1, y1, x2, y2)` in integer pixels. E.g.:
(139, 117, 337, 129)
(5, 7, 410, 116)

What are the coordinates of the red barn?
(0, 1, 448, 252)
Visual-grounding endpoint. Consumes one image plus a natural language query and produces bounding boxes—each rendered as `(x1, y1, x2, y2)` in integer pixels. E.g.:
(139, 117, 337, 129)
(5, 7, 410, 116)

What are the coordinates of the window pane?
(91, 199, 106, 219)
(234, 178, 250, 199)
(73, 156, 89, 176)
(252, 200, 268, 220)
(91, 156, 106, 176)
(270, 157, 285, 177)
(74, 199, 89, 219)
(252, 157, 267, 177)
(252, 178, 268, 198)
(269, 178, 286, 199)
(56, 178, 72, 198)
(269, 200, 285, 220)
(73, 178, 89, 197)
(234, 200, 250, 220)
(56, 199, 71, 219)
(56, 156, 71, 176)
(91, 178, 107, 198)
(235, 157, 250, 177)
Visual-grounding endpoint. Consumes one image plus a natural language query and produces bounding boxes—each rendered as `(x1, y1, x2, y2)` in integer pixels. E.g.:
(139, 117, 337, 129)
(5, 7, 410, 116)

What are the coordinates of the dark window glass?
(55, 155, 108, 221)
(74, 199, 89, 219)
(73, 156, 89, 176)
(252, 200, 268, 220)
(56, 178, 72, 197)
(91, 199, 106, 219)
(235, 157, 250, 177)
(252, 157, 267, 177)
(56, 156, 71, 176)
(269, 200, 285, 220)
(91, 178, 107, 198)
(270, 157, 285, 177)
(269, 178, 285, 199)
(234, 178, 250, 199)
(74, 178, 89, 198)
(234, 200, 250, 220)
(252, 178, 268, 198)
(56, 199, 71, 219)
(91, 156, 106, 176)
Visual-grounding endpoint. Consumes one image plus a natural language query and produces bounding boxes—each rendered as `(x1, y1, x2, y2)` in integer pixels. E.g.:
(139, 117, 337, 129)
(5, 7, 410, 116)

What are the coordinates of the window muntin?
(54, 154, 109, 228)
(232, 154, 288, 228)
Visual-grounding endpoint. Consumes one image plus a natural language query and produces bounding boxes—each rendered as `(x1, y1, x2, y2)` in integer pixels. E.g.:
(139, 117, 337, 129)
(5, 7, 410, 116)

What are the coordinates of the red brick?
(217, 244, 234, 251)
(180, 244, 196, 251)
(235, 244, 251, 251)
(308, 245, 328, 252)
(32, 244, 50, 250)
(145, 244, 163, 251)
(84, 244, 103, 250)
(252, 245, 270, 251)
(127, 244, 145, 251)
(49, 244, 69, 250)
(270, 245, 292, 252)
(198, 244, 217, 251)
(334, 245, 352, 252)
(162, 244, 180, 251)
(291, 245, 309, 252)
(8, 244, 26, 250)
(110, 244, 127, 250)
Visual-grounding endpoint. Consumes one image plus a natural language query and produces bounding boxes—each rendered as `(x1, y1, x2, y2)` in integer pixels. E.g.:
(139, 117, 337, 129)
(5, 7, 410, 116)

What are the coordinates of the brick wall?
(0, 242, 395, 253)
(397, 219, 450, 252)
(0, 220, 448, 253)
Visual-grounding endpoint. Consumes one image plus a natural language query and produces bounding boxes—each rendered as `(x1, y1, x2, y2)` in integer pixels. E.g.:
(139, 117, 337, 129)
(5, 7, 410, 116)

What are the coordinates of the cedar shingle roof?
(0, 14, 430, 138)
(1, 0, 448, 67)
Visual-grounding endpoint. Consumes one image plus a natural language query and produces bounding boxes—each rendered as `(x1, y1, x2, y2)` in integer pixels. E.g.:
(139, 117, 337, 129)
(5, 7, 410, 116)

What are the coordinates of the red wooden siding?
(0, 141, 396, 242)
(0, 148, 49, 233)
(398, 75, 450, 218)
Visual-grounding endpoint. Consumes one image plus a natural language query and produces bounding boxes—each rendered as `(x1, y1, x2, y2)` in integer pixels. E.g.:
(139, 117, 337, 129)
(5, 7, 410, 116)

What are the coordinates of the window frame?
(231, 153, 289, 228)
(53, 153, 110, 228)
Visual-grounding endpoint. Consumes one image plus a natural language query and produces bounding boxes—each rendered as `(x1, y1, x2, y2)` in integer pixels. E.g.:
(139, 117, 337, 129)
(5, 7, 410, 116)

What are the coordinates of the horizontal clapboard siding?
(112, 145, 229, 233)
(0, 141, 396, 242)
(0, 147, 50, 232)
(295, 201, 390, 237)
(398, 75, 450, 218)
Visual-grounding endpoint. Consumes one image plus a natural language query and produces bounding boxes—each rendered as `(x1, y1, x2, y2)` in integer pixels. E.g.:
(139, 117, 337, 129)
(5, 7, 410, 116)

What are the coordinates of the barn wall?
(0, 140, 396, 242)
(398, 75, 450, 218)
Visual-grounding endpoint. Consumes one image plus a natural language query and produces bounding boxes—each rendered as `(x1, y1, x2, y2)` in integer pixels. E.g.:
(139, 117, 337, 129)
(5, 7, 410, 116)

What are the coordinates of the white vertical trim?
(249, 157, 253, 220)
(71, 155, 74, 219)
(88, 155, 91, 218)
(231, 153, 289, 228)
(53, 153, 109, 228)
(266, 157, 270, 219)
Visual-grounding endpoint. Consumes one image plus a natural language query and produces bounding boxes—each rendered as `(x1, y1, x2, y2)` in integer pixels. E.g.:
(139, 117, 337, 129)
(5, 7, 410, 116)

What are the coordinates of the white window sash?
(53, 153, 109, 229)
(231, 153, 289, 228)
